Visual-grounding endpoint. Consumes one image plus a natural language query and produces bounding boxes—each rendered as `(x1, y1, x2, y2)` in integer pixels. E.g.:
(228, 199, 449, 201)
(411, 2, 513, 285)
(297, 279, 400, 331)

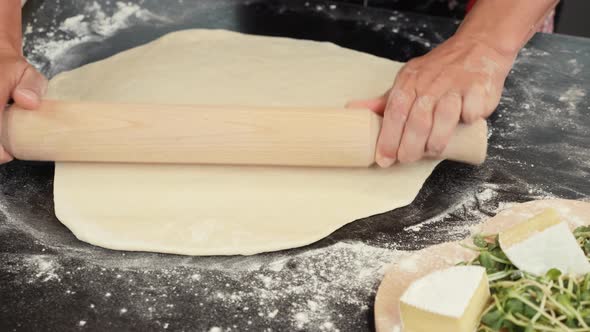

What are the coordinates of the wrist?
(455, 0, 558, 59)
(452, 29, 520, 60)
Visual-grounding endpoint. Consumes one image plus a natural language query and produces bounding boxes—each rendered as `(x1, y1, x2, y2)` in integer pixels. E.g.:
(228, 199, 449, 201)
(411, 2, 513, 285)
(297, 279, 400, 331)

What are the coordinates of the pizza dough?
(374, 199, 590, 332)
(48, 29, 475, 256)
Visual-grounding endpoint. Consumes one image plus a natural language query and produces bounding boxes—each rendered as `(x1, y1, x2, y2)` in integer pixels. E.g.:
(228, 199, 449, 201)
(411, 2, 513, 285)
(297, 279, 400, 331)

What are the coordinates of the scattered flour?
(26, 255, 61, 282)
(195, 242, 406, 331)
(25, 1, 170, 71)
(566, 58, 583, 75)
(559, 85, 586, 110)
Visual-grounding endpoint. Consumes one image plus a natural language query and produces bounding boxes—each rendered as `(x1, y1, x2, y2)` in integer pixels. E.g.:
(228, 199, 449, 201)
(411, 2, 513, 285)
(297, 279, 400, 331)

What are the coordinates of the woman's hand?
(348, 0, 559, 168)
(0, 47, 48, 163)
(348, 35, 515, 167)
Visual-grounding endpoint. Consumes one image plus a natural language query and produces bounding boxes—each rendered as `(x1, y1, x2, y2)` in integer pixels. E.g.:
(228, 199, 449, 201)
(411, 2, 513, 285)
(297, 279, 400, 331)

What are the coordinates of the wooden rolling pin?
(1, 100, 487, 167)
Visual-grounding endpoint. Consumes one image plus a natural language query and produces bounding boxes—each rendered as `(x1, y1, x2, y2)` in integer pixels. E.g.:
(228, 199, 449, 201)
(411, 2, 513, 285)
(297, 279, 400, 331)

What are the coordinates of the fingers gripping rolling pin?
(1, 100, 487, 167)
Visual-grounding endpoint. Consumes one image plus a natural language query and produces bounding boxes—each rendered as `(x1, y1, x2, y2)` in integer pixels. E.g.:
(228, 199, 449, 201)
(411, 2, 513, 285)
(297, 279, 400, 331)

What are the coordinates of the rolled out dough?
(50, 29, 451, 255)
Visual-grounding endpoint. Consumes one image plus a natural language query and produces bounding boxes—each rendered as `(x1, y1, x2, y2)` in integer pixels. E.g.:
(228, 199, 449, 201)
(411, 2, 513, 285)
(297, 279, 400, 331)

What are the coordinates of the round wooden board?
(374, 199, 590, 332)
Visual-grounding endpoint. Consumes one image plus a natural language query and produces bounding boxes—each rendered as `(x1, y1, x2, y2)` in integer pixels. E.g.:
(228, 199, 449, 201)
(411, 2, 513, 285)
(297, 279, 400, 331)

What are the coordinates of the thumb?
(12, 65, 48, 110)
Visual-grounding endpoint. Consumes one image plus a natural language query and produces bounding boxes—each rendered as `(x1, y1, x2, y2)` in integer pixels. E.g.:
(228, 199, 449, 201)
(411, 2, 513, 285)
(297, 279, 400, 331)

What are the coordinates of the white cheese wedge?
(499, 208, 590, 277)
(400, 265, 490, 332)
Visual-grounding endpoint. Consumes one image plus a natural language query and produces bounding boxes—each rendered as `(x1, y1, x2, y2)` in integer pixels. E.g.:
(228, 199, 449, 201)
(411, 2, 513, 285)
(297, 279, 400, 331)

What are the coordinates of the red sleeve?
(467, 0, 477, 12)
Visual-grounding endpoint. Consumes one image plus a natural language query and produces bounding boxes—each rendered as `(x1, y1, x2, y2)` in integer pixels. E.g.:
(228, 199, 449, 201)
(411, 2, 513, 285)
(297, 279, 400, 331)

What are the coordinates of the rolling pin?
(1, 100, 487, 167)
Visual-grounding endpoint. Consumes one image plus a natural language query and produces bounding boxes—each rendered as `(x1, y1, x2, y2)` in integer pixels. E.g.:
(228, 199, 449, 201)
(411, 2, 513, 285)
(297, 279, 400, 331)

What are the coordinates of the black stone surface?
(2, 1, 589, 331)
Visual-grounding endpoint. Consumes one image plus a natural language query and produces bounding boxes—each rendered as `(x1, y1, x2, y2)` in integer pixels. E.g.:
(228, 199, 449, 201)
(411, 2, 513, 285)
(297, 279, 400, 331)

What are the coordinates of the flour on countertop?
(24, 1, 170, 73)
(26, 255, 61, 282)
(559, 85, 586, 110)
(1, 162, 546, 330)
(403, 182, 554, 235)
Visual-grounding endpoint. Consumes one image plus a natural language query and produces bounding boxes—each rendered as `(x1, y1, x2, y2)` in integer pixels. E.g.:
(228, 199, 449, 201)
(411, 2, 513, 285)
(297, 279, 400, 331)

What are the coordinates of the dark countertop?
(2, 0, 589, 331)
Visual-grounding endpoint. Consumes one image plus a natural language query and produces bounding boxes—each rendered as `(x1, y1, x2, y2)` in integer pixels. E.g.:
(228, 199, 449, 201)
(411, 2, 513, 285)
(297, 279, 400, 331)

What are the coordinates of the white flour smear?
(25, 1, 170, 72)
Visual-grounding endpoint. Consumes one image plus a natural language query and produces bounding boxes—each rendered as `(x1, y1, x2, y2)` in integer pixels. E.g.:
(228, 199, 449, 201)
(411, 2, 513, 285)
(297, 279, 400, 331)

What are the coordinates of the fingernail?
(17, 89, 39, 102)
(376, 154, 396, 168)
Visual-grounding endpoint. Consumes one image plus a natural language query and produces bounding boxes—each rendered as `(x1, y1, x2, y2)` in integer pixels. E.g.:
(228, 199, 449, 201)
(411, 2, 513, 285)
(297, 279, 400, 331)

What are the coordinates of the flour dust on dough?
(49, 29, 442, 256)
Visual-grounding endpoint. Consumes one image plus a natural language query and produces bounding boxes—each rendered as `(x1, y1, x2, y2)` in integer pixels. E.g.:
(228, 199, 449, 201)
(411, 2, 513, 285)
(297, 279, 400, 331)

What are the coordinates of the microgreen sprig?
(462, 228, 590, 332)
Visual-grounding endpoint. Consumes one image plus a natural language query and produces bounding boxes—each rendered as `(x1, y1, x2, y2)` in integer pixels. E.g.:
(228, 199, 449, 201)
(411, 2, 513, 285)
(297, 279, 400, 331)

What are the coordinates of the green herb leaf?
(546, 268, 562, 280)
(468, 232, 590, 331)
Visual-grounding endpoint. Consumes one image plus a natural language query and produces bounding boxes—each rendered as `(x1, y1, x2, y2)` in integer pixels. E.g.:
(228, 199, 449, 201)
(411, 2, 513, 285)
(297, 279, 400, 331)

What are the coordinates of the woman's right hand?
(0, 46, 48, 164)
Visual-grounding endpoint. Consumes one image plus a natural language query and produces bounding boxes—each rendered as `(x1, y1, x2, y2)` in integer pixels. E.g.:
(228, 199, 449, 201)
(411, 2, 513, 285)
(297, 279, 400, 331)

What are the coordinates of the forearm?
(455, 0, 558, 57)
(0, 0, 22, 53)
